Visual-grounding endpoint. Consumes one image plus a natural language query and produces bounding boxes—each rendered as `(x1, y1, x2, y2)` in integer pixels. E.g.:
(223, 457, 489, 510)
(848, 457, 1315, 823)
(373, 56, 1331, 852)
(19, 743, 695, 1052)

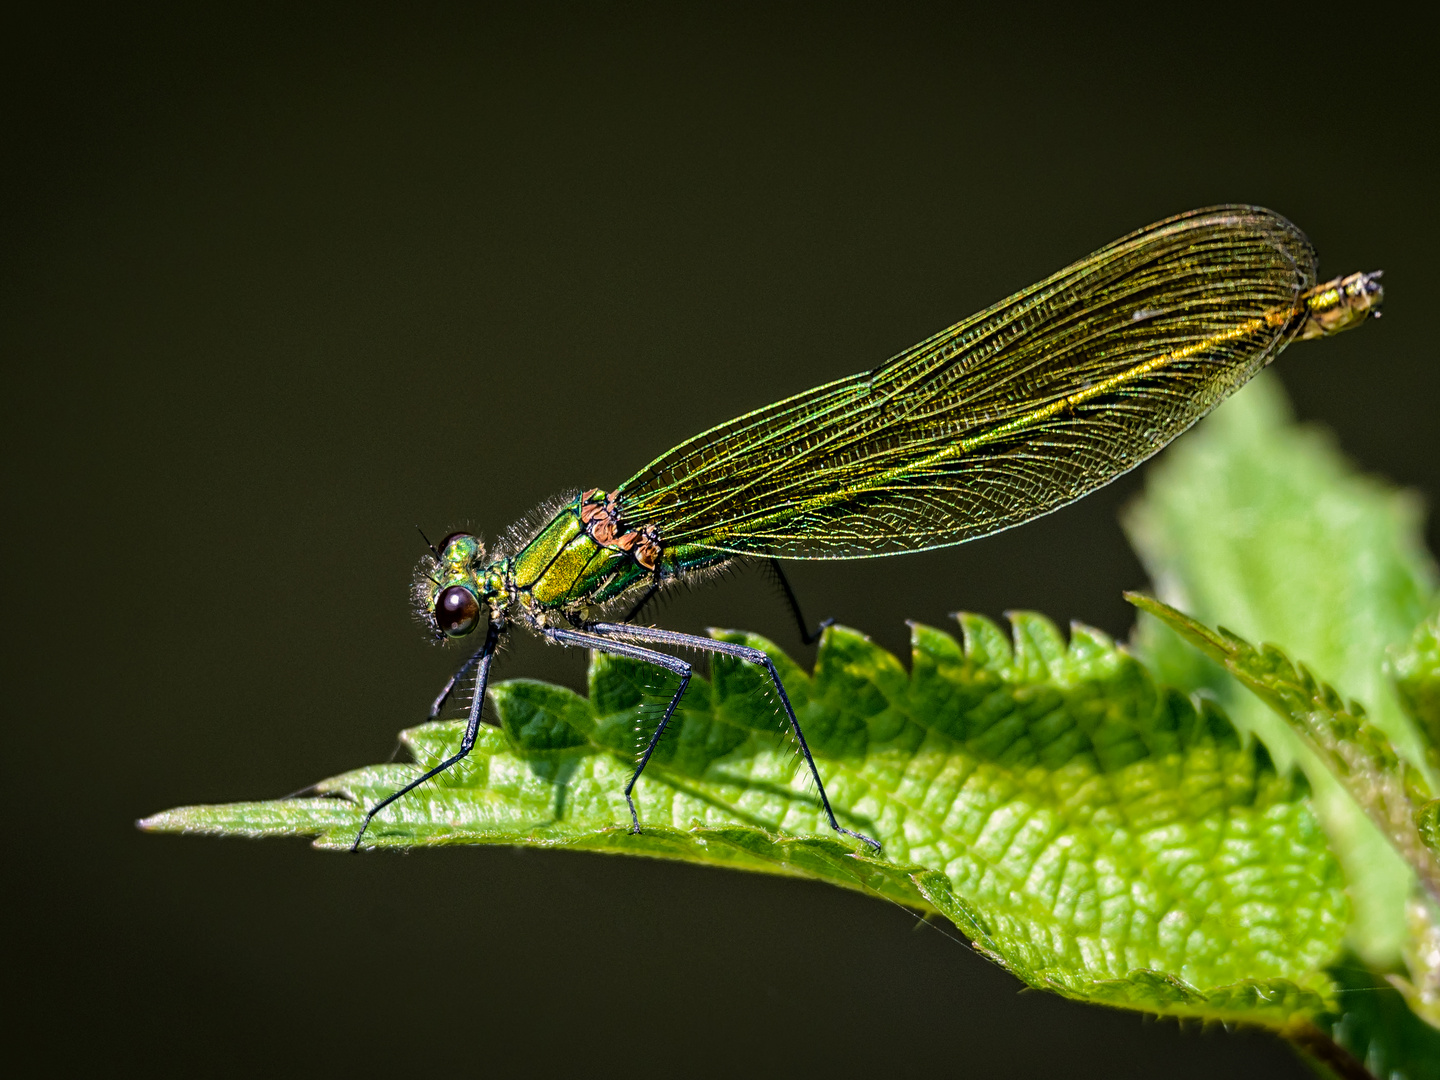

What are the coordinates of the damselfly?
(352, 205, 1382, 852)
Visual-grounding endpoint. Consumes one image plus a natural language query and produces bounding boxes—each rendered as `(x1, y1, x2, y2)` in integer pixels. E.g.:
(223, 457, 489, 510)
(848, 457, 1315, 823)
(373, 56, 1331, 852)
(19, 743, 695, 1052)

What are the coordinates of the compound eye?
(434, 586, 481, 637)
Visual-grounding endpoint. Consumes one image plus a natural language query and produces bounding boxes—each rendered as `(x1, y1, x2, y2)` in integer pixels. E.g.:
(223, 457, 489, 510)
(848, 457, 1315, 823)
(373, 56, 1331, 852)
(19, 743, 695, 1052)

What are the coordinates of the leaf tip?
(1123, 590, 1160, 615)
(137, 808, 195, 833)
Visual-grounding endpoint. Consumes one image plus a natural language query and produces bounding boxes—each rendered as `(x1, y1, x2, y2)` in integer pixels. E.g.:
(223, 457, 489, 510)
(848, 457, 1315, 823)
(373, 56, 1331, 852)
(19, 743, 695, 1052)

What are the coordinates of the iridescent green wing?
(617, 206, 1317, 559)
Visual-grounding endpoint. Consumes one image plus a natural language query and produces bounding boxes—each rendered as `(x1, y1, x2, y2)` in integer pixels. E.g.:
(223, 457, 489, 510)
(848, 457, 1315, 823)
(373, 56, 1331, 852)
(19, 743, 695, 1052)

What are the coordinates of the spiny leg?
(426, 640, 490, 721)
(767, 558, 832, 645)
(351, 620, 503, 851)
(622, 563, 825, 643)
(589, 621, 881, 854)
(620, 578, 662, 624)
(544, 626, 691, 832)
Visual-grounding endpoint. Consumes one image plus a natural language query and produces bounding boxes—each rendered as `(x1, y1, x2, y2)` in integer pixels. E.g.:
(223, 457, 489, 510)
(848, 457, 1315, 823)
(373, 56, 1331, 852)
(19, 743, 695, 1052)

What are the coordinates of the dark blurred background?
(5, 4, 1436, 1076)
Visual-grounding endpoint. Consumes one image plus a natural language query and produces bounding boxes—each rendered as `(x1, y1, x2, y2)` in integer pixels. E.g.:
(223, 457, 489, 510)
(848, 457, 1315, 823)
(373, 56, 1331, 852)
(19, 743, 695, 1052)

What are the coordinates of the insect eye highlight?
(434, 586, 481, 637)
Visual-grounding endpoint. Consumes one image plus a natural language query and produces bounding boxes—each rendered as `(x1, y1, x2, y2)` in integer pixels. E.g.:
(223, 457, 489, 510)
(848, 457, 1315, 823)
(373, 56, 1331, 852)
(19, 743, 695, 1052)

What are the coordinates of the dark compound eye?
(434, 585, 481, 637)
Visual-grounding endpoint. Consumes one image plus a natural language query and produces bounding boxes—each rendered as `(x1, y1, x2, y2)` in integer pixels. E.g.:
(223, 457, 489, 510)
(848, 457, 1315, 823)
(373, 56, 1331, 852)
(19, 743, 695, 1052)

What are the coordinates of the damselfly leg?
(767, 559, 833, 645)
(621, 560, 831, 646)
(562, 621, 881, 854)
(350, 620, 503, 850)
(542, 626, 691, 832)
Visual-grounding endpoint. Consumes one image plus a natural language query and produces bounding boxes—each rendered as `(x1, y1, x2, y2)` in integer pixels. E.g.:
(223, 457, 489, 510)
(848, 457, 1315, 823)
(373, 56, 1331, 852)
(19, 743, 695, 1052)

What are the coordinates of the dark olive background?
(6, 4, 1437, 1077)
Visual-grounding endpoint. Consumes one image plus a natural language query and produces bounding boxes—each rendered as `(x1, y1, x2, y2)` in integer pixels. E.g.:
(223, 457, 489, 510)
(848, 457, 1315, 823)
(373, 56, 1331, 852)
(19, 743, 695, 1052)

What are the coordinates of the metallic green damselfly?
(353, 205, 1382, 852)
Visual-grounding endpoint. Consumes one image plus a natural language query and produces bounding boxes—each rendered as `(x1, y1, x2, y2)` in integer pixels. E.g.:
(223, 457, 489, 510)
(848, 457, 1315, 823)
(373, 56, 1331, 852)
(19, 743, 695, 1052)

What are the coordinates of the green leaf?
(1387, 612, 1440, 1036)
(1392, 607, 1440, 771)
(1130, 595, 1440, 1059)
(1388, 897, 1440, 1034)
(1124, 371, 1439, 963)
(1420, 800, 1440, 860)
(143, 616, 1345, 1026)
(1294, 956, 1440, 1080)
(1127, 594, 1440, 905)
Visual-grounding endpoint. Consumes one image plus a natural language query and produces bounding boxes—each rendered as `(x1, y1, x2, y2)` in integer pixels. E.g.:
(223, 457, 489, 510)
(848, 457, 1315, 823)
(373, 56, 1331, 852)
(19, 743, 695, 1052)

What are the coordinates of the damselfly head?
(411, 532, 507, 641)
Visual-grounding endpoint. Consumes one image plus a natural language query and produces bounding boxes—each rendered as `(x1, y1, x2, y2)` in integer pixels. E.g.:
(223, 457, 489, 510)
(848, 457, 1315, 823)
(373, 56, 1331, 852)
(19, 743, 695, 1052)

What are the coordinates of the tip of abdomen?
(1298, 270, 1384, 340)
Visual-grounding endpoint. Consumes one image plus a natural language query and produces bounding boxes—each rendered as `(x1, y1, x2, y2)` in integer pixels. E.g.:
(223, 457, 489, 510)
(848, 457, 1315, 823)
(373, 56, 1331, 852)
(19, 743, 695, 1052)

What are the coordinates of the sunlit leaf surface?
(1129, 594, 1439, 902)
(1125, 371, 1438, 964)
(145, 616, 1343, 1024)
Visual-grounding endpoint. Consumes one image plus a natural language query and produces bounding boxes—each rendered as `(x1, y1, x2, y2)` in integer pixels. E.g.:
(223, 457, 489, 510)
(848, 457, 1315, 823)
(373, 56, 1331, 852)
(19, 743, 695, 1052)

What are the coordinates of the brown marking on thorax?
(580, 489, 662, 570)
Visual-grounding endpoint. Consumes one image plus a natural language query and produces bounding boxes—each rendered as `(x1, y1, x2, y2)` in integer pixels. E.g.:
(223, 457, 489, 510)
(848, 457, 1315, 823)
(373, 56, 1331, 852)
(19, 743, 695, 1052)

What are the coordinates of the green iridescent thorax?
(508, 497, 651, 620)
